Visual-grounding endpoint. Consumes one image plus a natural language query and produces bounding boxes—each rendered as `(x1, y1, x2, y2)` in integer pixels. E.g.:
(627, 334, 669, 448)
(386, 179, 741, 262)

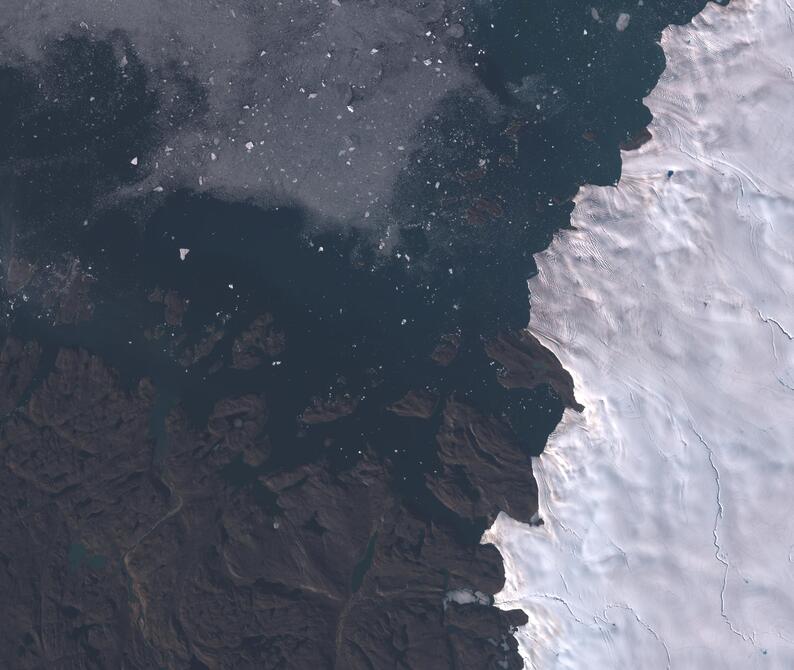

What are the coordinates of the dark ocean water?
(3, 2, 702, 462)
(0, 1, 715, 666)
(1, 0, 710, 579)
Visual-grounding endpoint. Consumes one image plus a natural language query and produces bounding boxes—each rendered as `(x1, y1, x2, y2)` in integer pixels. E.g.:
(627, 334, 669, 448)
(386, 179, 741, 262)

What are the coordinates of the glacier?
(484, 0, 794, 667)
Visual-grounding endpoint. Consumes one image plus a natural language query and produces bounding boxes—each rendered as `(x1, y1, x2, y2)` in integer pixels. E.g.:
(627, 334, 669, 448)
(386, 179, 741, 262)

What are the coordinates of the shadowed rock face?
(388, 389, 439, 419)
(0, 337, 41, 415)
(486, 332, 584, 413)
(0, 0, 712, 667)
(231, 314, 286, 371)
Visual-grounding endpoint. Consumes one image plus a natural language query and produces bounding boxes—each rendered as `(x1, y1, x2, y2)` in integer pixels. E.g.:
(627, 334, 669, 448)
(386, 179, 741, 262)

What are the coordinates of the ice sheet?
(484, 1, 794, 667)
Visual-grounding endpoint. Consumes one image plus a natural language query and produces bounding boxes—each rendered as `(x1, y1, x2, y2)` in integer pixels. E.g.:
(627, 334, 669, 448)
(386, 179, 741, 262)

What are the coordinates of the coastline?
(485, 0, 794, 667)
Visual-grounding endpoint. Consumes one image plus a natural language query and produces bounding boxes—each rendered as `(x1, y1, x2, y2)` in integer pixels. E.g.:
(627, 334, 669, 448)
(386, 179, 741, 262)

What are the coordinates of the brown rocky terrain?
(0, 329, 576, 669)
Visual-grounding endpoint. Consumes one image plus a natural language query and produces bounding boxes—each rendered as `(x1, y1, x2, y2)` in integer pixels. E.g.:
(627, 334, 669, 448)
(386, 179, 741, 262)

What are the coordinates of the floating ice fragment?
(179, 248, 190, 261)
(130, 156, 138, 166)
(616, 13, 631, 31)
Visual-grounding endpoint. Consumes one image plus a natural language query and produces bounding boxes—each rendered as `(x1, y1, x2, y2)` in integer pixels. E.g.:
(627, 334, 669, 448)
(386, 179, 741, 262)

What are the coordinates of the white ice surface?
(483, 1, 794, 667)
